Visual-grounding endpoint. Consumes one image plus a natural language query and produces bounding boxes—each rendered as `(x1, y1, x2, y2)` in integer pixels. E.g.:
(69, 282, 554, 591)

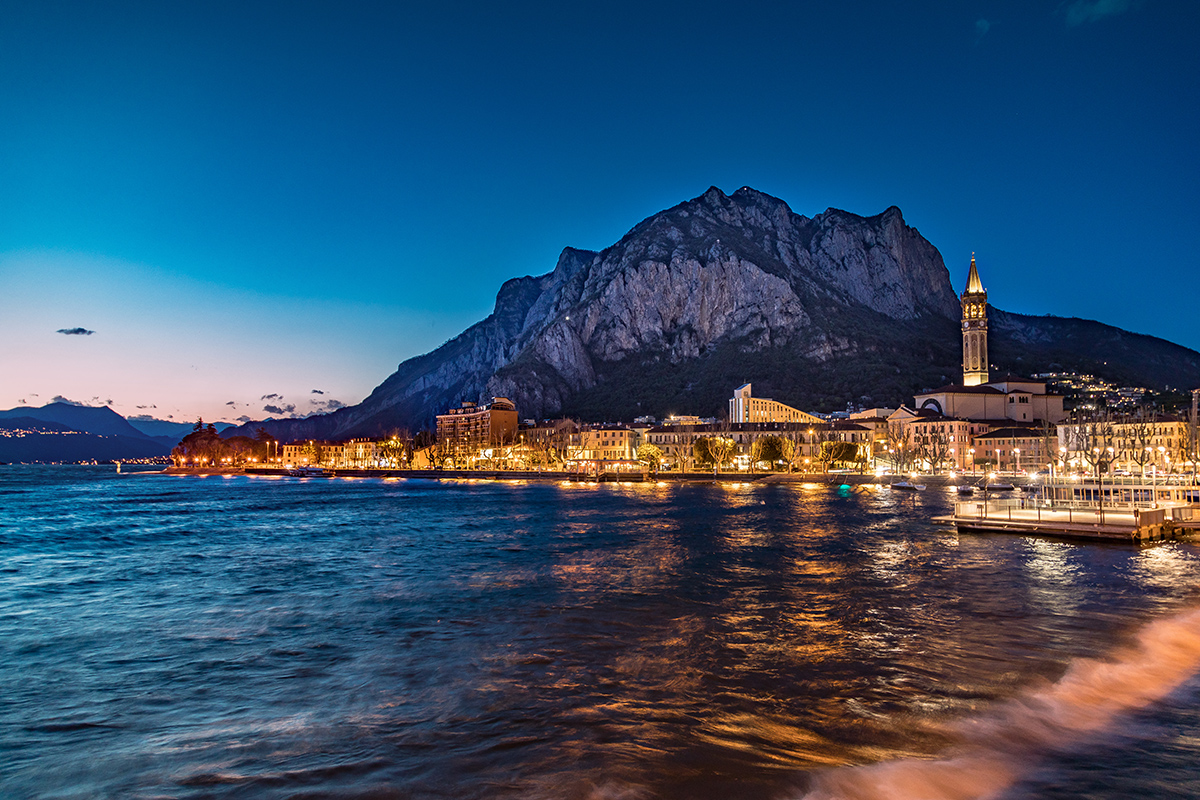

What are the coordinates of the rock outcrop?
(232, 186, 1200, 440)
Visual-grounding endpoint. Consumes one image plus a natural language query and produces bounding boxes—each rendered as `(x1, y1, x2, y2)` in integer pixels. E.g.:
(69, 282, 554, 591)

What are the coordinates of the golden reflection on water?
(1132, 543, 1200, 592)
(1022, 538, 1082, 616)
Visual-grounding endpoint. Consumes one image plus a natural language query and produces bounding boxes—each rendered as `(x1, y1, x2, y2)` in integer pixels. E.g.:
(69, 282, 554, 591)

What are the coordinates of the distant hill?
(0, 417, 169, 463)
(0, 403, 153, 438)
(0, 404, 177, 461)
(220, 186, 1200, 440)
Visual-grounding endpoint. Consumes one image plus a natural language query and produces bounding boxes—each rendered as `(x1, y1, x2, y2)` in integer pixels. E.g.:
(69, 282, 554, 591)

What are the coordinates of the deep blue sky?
(2, 1, 1196, 421)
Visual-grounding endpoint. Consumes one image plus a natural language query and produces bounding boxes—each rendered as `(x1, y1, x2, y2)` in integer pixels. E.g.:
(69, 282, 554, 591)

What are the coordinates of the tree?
(637, 442, 663, 473)
(302, 441, 323, 466)
(915, 430, 951, 472)
(694, 436, 734, 473)
(708, 436, 735, 474)
(378, 436, 408, 468)
(750, 435, 793, 471)
(1064, 411, 1116, 478)
(1039, 418, 1058, 475)
(885, 423, 914, 473)
(1125, 412, 1156, 478)
(819, 440, 859, 470)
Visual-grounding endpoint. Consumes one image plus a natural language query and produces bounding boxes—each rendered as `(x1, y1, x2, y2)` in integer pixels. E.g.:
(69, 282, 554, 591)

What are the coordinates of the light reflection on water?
(1, 466, 1200, 800)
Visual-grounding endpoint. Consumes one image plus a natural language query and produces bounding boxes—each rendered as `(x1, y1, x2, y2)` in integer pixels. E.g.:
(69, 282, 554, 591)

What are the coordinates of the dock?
(934, 499, 1196, 543)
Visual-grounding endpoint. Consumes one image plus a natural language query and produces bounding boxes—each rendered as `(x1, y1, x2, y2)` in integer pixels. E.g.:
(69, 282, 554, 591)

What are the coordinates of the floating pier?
(935, 497, 1196, 543)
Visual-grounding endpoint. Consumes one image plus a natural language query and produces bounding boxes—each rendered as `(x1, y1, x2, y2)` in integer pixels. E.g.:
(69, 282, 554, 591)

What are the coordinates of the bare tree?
(1124, 411, 1155, 479)
(885, 423, 914, 473)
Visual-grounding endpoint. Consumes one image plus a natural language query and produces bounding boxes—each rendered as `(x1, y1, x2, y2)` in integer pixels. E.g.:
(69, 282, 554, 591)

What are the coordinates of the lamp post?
(969, 448, 976, 478)
(1014, 447, 1021, 475)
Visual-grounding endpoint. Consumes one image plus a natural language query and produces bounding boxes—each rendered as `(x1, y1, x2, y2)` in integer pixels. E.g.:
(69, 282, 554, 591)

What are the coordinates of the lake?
(3, 466, 1200, 799)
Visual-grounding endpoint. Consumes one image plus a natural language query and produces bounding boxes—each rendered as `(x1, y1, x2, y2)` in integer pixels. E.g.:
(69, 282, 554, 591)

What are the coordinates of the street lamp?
(969, 448, 976, 477)
(1014, 447, 1021, 475)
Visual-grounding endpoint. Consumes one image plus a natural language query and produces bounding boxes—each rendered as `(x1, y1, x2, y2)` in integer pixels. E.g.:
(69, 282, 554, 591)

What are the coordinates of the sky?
(2, 0, 1196, 424)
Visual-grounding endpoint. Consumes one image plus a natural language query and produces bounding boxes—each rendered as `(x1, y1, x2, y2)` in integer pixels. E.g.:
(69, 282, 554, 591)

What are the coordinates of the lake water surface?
(3, 466, 1200, 799)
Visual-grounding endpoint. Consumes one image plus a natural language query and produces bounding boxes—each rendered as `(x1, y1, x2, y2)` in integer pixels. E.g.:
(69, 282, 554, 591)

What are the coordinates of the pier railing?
(954, 498, 1193, 528)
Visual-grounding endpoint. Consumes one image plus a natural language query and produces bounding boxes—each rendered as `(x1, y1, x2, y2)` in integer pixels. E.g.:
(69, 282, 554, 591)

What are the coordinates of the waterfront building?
(436, 397, 519, 467)
(1058, 414, 1195, 475)
(970, 426, 1056, 473)
(728, 383, 824, 425)
(645, 421, 870, 471)
(579, 426, 642, 461)
(913, 376, 1066, 426)
(886, 408, 975, 471)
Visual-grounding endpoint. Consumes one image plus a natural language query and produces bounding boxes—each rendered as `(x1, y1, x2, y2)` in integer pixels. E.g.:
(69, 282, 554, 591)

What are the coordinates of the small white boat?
(890, 481, 926, 491)
(985, 482, 1015, 491)
(288, 467, 326, 477)
(955, 484, 975, 494)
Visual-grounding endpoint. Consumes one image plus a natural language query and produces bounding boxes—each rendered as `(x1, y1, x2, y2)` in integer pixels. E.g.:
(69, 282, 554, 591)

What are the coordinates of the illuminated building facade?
(961, 254, 989, 387)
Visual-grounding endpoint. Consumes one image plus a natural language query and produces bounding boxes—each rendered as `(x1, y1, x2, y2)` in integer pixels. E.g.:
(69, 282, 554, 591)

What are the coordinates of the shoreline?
(153, 466, 1035, 487)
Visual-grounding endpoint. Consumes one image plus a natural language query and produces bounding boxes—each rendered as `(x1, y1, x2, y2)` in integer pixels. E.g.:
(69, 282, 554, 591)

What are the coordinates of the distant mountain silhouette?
(0, 416, 170, 463)
(0, 403, 151, 438)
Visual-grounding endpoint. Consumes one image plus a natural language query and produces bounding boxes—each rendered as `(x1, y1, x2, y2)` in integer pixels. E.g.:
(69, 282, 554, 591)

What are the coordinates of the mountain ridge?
(226, 186, 1200, 440)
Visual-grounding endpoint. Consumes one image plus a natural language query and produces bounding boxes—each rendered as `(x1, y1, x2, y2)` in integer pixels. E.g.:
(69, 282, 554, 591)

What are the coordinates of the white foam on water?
(800, 605, 1200, 800)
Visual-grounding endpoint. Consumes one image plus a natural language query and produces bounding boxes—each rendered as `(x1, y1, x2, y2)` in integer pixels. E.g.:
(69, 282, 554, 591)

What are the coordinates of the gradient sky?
(2, 1, 1196, 424)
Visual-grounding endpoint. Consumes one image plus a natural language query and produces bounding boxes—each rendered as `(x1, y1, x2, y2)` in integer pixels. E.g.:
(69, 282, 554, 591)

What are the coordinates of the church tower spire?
(961, 253, 989, 386)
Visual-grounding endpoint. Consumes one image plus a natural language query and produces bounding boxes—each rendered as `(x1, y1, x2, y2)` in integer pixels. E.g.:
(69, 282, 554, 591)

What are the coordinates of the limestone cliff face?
(229, 184, 1199, 441)
(310, 186, 959, 432)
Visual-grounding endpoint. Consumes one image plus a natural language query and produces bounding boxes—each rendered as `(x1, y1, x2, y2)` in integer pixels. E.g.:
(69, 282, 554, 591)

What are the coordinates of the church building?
(912, 256, 1066, 425)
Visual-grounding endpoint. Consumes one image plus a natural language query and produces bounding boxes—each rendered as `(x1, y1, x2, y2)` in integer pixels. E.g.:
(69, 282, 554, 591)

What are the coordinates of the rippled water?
(3, 466, 1200, 799)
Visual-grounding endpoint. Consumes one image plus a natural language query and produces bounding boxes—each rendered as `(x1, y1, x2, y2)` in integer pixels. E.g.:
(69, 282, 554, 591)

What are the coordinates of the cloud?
(129, 414, 158, 421)
(226, 401, 237, 406)
(236, 415, 253, 423)
(57, 327, 95, 336)
(311, 389, 325, 395)
(135, 404, 156, 409)
(975, 18, 993, 39)
(51, 395, 86, 406)
(261, 393, 281, 401)
(263, 403, 297, 416)
(309, 398, 347, 413)
(1064, 0, 1133, 26)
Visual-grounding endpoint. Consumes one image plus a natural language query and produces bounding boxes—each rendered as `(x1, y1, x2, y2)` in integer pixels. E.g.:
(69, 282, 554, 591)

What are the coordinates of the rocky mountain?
(233, 186, 1200, 440)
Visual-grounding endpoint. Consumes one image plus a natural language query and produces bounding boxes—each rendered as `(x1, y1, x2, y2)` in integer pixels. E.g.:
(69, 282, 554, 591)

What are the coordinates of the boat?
(890, 481, 926, 491)
(954, 484, 975, 494)
(287, 467, 326, 477)
(984, 482, 1015, 491)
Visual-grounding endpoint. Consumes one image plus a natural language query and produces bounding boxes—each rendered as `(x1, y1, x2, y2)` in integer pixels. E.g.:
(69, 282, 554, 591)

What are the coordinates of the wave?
(800, 605, 1200, 800)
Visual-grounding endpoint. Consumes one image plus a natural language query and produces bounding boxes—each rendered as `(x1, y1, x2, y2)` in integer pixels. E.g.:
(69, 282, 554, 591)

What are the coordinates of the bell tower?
(961, 254, 989, 386)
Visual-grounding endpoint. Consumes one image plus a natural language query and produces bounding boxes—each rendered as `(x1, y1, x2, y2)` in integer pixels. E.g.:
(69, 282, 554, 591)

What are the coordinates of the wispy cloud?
(57, 327, 94, 336)
(263, 403, 297, 416)
(51, 395, 85, 406)
(311, 389, 325, 395)
(975, 18, 993, 40)
(261, 393, 281, 401)
(309, 398, 347, 413)
(1063, 0, 1133, 26)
